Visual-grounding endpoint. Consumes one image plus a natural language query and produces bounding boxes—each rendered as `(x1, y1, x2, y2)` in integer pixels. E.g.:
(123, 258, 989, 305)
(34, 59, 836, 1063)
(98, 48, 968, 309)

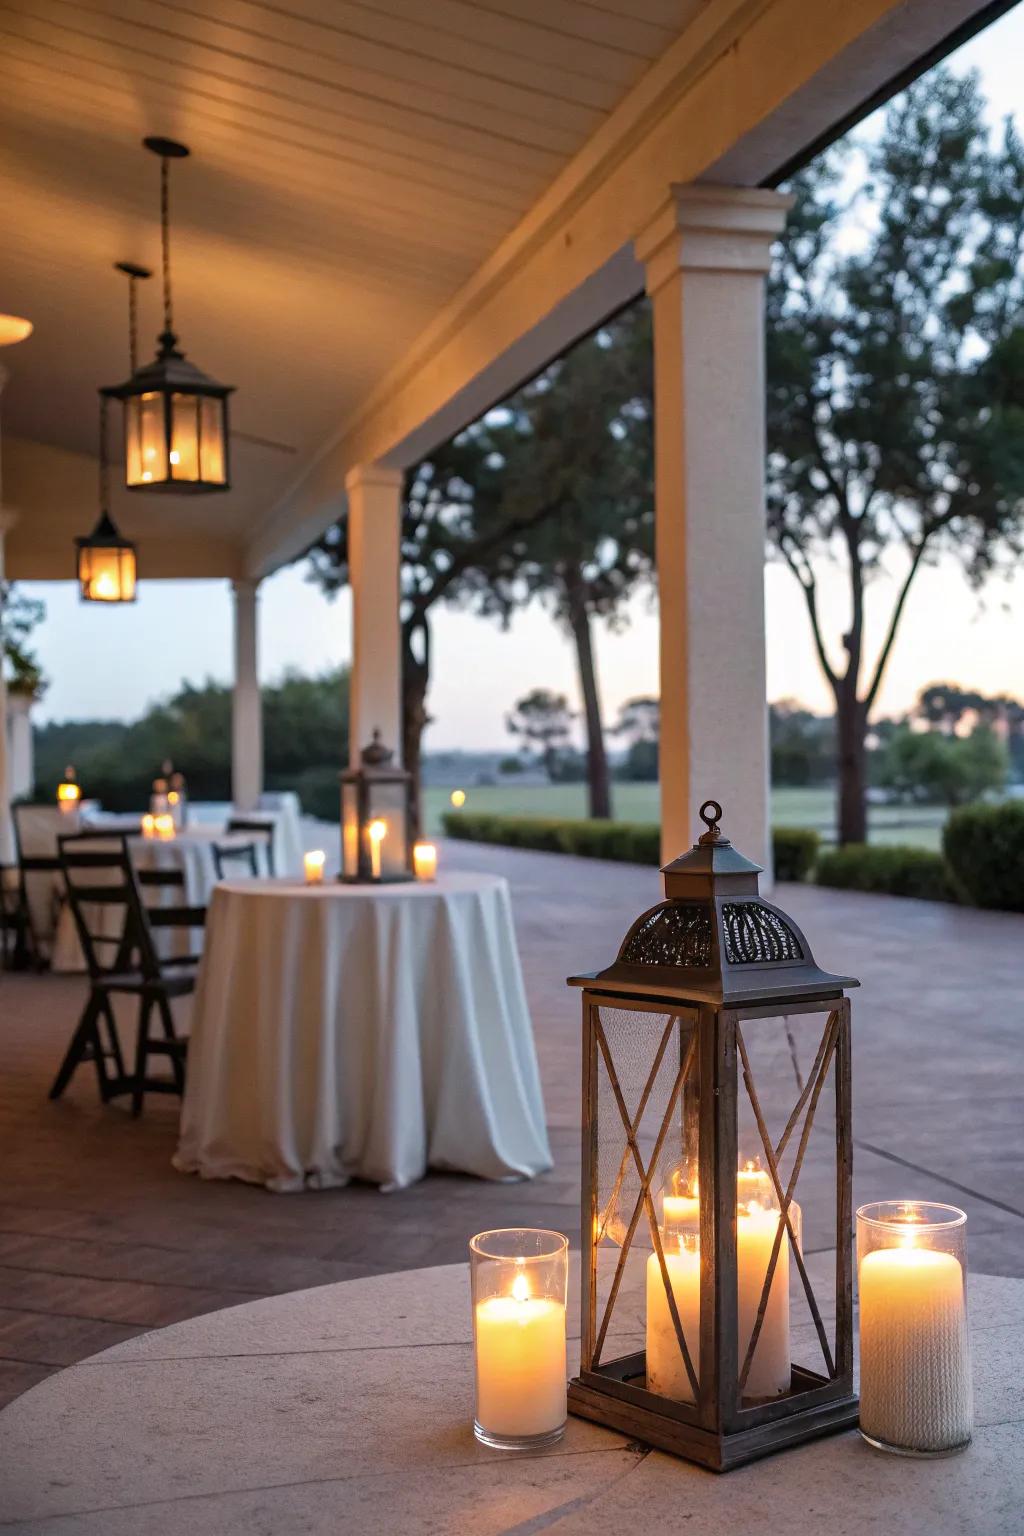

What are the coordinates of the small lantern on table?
(566, 799, 859, 1471)
(340, 731, 414, 883)
(57, 765, 81, 815)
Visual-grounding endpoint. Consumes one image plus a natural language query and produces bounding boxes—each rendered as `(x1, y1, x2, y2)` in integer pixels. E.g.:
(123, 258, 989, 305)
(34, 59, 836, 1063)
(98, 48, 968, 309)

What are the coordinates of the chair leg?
(100, 998, 127, 1081)
(49, 992, 103, 1101)
(157, 995, 186, 1096)
(131, 998, 155, 1117)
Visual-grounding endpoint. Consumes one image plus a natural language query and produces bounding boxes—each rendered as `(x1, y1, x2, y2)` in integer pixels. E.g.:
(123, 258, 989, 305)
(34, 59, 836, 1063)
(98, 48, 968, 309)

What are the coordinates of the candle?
(154, 814, 176, 840)
(413, 841, 437, 881)
(57, 773, 81, 814)
(646, 1236, 701, 1400)
(736, 1201, 790, 1399)
(304, 849, 326, 885)
(858, 1202, 971, 1454)
(470, 1229, 568, 1450)
(367, 819, 386, 879)
(141, 814, 155, 839)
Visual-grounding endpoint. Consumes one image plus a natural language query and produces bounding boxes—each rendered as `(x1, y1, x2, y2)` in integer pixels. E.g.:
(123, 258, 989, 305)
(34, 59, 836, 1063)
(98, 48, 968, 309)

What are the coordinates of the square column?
(346, 464, 403, 766)
(636, 185, 792, 873)
(231, 578, 263, 811)
(8, 692, 33, 801)
(0, 511, 17, 864)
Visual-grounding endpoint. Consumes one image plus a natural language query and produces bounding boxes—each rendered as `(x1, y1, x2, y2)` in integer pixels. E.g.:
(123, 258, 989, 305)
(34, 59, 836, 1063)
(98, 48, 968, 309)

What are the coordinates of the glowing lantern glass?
(76, 512, 137, 603)
(567, 800, 859, 1470)
(340, 732, 413, 883)
(57, 766, 81, 814)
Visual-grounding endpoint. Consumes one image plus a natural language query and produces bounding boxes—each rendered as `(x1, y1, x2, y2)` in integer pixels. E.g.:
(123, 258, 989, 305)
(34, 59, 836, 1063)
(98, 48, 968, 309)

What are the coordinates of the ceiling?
(0, 0, 707, 573)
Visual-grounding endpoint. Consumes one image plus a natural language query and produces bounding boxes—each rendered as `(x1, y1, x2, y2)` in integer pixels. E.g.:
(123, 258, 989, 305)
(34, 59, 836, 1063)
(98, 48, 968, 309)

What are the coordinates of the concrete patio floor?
(0, 838, 1021, 1409)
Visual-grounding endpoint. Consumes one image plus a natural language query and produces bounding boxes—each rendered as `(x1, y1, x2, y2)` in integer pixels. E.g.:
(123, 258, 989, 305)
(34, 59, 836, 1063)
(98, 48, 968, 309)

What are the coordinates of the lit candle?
(474, 1269, 567, 1442)
(304, 849, 326, 885)
(154, 814, 175, 840)
(367, 819, 386, 879)
(141, 814, 155, 839)
(646, 1235, 701, 1400)
(413, 841, 437, 881)
(57, 767, 81, 815)
(858, 1203, 971, 1454)
(736, 1201, 790, 1399)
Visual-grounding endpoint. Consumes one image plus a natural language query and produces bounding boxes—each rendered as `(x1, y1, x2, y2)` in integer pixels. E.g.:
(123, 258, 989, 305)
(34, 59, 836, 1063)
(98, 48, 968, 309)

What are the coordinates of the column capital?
(344, 463, 404, 497)
(231, 576, 261, 598)
(635, 184, 793, 296)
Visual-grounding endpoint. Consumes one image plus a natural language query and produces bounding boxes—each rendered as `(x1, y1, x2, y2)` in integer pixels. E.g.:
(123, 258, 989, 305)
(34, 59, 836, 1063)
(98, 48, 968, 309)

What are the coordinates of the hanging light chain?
(98, 392, 110, 514)
(160, 151, 173, 337)
(128, 272, 139, 373)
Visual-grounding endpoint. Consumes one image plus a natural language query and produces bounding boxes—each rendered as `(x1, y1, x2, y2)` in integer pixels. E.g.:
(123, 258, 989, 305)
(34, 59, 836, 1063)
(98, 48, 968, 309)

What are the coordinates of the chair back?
(13, 804, 78, 948)
(212, 840, 260, 881)
(226, 817, 276, 876)
(58, 833, 162, 982)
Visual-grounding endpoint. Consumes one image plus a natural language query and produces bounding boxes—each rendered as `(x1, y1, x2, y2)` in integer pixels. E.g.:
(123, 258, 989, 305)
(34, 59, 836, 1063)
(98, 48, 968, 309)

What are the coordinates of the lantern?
(76, 511, 137, 604)
(567, 799, 859, 1470)
(57, 764, 81, 814)
(102, 139, 232, 494)
(340, 731, 413, 883)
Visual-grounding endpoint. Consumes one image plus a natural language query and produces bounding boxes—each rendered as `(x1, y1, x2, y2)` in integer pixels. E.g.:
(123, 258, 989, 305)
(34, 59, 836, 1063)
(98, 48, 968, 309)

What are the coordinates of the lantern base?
(567, 1375, 859, 1472)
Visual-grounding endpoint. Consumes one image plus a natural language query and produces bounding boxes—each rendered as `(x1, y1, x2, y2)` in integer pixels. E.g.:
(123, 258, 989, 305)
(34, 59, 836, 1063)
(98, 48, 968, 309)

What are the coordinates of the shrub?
(773, 827, 820, 882)
(441, 813, 661, 865)
(816, 844, 957, 903)
(943, 801, 1024, 912)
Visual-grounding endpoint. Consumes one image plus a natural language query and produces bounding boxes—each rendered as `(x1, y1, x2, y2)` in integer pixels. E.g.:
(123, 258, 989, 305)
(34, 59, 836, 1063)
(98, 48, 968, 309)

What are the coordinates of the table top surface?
(216, 870, 507, 901)
(1, 1262, 1020, 1535)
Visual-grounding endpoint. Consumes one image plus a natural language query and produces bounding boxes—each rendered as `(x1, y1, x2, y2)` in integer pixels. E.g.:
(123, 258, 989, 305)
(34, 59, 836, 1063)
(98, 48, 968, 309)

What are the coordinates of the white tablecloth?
(174, 873, 552, 1192)
(51, 829, 270, 972)
(255, 792, 306, 876)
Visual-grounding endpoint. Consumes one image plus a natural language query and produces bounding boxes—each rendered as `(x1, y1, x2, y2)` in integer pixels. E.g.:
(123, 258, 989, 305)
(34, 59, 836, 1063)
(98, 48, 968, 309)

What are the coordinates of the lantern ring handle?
(699, 799, 723, 834)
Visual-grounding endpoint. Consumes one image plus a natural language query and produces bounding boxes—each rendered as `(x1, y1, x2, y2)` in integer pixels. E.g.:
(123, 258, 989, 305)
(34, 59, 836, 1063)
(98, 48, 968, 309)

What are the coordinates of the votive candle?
(304, 849, 326, 885)
(413, 841, 437, 881)
(470, 1229, 568, 1450)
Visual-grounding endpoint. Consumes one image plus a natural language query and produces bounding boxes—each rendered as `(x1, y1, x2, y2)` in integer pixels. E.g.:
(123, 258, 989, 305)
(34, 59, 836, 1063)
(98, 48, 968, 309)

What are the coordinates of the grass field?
(424, 781, 947, 850)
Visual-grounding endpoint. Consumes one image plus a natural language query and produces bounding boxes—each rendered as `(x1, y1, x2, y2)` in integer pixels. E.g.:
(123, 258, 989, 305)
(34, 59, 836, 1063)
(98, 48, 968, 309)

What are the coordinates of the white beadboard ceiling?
(0, 0, 708, 556)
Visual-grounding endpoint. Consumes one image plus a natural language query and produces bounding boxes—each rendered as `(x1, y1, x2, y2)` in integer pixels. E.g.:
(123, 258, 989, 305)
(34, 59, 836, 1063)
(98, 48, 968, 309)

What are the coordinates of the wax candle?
(646, 1237, 701, 1400)
(470, 1229, 568, 1450)
(304, 850, 326, 885)
(367, 819, 386, 879)
(858, 1202, 971, 1455)
(154, 814, 175, 840)
(737, 1201, 790, 1399)
(141, 814, 155, 839)
(413, 841, 437, 881)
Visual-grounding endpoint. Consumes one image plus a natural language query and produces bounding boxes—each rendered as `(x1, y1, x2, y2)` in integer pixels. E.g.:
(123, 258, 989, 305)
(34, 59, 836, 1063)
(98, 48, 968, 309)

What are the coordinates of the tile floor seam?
(853, 1141, 1024, 1220)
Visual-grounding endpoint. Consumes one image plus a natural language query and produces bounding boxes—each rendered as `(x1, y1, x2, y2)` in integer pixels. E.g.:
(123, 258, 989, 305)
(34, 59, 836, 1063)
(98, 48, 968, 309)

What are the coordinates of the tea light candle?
(413, 841, 437, 881)
(367, 819, 386, 879)
(141, 814, 156, 839)
(470, 1229, 568, 1450)
(858, 1202, 972, 1455)
(154, 814, 175, 840)
(304, 849, 326, 885)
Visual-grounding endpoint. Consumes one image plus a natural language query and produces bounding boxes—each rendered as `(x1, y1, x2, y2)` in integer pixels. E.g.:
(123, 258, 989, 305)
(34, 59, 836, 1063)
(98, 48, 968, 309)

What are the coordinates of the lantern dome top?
(570, 798, 858, 1006)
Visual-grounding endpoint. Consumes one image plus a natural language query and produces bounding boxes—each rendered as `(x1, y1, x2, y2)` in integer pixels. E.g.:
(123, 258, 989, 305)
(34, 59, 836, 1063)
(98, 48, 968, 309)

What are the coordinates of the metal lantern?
(567, 800, 858, 1471)
(102, 139, 232, 494)
(75, 396, 137, 603)
(340, 731, 414, 883)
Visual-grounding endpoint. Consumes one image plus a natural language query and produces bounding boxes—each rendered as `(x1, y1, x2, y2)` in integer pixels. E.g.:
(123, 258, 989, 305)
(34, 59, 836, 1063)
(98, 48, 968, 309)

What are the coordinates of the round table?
(173, 873, 552, 1192)
(1, 1263, 1020, 1533)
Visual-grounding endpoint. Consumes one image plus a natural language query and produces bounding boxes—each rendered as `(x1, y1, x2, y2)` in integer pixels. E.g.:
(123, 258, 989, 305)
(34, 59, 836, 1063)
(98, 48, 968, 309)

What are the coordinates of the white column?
(0, 511, 17, 864)
(635, 185, 791, 875)
(8, 692, 33, 800)
(231, 578, 263, 810)
(346, 464, 403, 766)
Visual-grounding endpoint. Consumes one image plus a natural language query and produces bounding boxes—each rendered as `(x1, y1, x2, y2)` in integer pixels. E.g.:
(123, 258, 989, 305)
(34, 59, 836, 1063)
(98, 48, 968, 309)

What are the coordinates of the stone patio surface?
(0, 838, 1021, 1409)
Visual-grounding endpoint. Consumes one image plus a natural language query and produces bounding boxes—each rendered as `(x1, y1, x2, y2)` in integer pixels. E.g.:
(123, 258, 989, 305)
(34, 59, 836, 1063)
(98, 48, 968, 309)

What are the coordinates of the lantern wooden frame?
(566, 801, 859, 1471)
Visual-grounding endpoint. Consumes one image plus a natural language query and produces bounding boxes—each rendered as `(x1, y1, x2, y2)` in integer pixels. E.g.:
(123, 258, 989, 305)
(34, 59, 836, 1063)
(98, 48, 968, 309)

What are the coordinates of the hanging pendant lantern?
(76, 395, 137, 603)
(102, 138, 233, 494)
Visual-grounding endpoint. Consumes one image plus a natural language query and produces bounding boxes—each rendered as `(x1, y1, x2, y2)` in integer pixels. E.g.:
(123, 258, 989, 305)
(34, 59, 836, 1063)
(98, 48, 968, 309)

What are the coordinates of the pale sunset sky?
(19, 6, 1024, 749)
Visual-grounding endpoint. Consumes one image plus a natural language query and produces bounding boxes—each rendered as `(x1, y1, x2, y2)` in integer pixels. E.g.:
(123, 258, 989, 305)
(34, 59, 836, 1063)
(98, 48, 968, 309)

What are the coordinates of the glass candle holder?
(470, 1228, 568, 1451)
(857, 1201, 972, 1457)
(413, 841, 437, 881)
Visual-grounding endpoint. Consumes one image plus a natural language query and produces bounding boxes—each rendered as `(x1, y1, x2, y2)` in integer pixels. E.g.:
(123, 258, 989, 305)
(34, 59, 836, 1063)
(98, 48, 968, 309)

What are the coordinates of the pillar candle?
(413, 841, 437, 881)
(646, 1241, 701, 1401)
(367, 819, 386, 879)
(737, 1202, 791, 1399)
(474, 1275, 567, 1439)
(304, 850, 326, 885)
(859, 1246, 971, 1452)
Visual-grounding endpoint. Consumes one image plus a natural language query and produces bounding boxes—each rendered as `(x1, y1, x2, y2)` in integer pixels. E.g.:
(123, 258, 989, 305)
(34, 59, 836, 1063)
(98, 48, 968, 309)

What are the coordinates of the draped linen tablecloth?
(174, 873, 553, 1193)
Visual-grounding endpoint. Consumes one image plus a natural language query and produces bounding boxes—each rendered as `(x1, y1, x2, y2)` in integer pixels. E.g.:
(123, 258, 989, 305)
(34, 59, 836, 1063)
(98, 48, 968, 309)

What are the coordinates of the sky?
(17, 5, 1024, 751)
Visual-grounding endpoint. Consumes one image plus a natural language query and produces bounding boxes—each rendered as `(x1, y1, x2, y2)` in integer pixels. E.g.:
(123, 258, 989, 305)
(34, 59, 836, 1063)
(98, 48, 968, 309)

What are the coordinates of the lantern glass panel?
(78, 544, 136, 603)
(590, 1001, 702, 1405)
(733, 1006, 840, 1405)
(126, 391, 166, 485)
(365, 782, 409, 880)
(199, 395, 227, 484)
(340, 783, 360, 879)
(170, 393, 201, 480)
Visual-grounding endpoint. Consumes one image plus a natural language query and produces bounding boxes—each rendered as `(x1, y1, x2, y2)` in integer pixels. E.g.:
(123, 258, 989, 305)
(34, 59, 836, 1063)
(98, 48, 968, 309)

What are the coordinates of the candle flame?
(368, 820, 387, 844)
(511, 1271, 530, 1304)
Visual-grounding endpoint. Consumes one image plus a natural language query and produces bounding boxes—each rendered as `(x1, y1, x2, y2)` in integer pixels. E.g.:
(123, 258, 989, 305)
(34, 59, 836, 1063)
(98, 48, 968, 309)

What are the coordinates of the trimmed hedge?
(443, 812, 819, 879)
(815, 843, 957, 903)
(943, 801, 1024, 912)
(773, 827, 820, 883)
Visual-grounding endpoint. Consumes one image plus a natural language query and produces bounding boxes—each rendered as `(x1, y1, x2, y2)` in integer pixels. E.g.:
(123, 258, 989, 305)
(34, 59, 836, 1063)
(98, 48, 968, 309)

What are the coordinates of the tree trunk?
(401, 616, 431, 842)
(564, 569, 612, 820)
(836, 682, 868, 845)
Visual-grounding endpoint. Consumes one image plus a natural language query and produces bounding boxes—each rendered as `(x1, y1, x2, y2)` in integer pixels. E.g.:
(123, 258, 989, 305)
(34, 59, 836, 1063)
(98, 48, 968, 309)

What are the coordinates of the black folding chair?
(49, 833, 206, 1115)
(226, 817, 276, 876)
(0, 862, 32, 969)
(12, 803, 68, 970)
(212, 841, 260, 881)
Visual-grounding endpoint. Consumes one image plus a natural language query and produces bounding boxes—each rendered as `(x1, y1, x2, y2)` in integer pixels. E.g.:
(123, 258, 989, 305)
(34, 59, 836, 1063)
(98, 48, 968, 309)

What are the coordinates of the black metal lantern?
(102, 139, 233, 494)
(340, 731, 414, 883)
(567, 800, 859, 1470)
(75, 396, 137, 603)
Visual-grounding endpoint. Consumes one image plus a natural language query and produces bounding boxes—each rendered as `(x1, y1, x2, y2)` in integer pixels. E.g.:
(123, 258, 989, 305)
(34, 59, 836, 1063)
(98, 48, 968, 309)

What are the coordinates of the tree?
(506, 689, 574, 779)
(1, 583, 47, 698)
(612, 695, 659, 782)
(877, 723, 1008, 806)
(485, 306, 655, 818)
(769, 701, 836, 787)
(767, 68, 1024, 844)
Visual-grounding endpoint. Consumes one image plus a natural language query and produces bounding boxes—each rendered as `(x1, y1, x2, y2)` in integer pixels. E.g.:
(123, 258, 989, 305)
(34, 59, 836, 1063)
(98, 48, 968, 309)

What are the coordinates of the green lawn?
(424, 781, 947, 850)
